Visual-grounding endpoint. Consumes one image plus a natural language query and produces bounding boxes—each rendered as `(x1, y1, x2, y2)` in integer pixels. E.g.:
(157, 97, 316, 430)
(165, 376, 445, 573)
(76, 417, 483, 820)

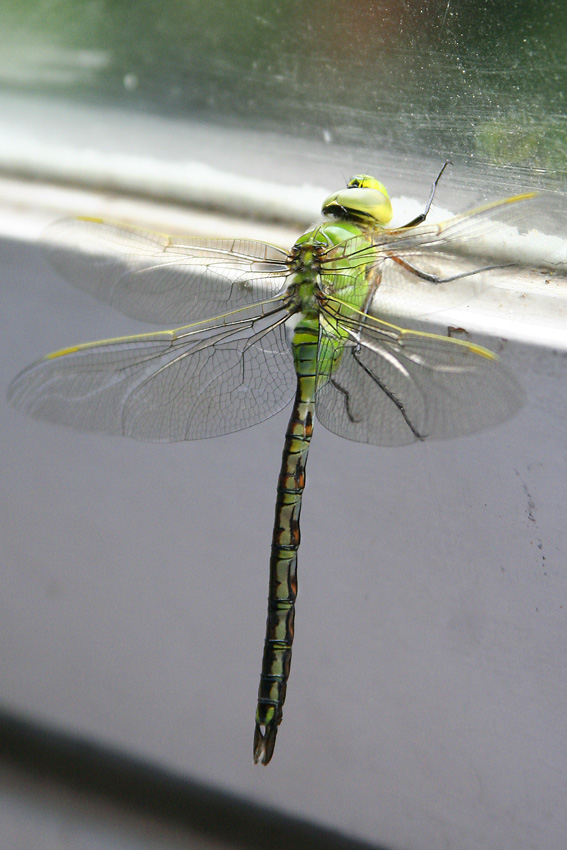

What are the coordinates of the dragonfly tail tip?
(253, 722, 278, 765)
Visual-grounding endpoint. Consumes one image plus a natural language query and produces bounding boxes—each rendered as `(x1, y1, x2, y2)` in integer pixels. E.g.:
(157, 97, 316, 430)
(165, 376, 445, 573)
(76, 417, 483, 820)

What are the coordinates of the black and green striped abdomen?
(253, 320, 319, 764)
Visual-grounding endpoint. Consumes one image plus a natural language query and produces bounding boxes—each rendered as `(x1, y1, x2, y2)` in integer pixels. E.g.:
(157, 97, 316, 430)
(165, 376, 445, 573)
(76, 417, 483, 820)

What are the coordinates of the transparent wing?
(315, 308, 523, 447)
(43, 218, 291, 324)
(319, 193, 537, 318)
(8, 307, 296, 441)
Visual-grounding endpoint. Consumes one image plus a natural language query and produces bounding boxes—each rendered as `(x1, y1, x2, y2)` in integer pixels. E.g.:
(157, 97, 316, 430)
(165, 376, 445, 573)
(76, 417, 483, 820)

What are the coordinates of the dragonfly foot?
(253, 722, 278, 765)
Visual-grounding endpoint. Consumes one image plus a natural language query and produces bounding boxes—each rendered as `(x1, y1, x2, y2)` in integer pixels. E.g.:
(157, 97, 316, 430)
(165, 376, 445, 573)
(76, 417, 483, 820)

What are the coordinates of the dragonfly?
(8, 165, 532, 764)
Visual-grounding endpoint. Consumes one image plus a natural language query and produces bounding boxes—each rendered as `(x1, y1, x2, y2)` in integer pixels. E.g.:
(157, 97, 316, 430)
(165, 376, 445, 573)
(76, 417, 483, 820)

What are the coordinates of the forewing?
(372, 191, 536, 261)
(8, 315, 296, 441)
(319, 193, 536, 319)
(43, 218, 291, 324)
(315, 314, 523, 446)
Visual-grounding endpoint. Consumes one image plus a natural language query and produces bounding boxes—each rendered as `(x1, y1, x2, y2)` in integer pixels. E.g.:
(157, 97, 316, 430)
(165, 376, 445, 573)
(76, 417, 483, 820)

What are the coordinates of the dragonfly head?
(322, 175, 393, 226)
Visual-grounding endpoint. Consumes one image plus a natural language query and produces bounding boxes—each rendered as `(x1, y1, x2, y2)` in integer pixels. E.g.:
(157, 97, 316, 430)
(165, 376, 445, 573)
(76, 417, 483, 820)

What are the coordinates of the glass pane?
(0, 0, 566, 215)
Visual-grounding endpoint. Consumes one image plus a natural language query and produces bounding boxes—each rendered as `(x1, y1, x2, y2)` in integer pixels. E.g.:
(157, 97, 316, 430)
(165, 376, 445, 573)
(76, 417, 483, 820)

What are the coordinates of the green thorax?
(285, 173, 394, 373)
(287, 172, 393, 319)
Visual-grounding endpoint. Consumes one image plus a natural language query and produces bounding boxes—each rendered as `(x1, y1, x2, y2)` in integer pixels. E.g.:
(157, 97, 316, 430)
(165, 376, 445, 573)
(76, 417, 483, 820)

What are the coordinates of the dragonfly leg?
(387, 252, 510, 284)
(400, 160, 452, 228)
(329, 375, 360, 424)
(353, 349, 427, 440)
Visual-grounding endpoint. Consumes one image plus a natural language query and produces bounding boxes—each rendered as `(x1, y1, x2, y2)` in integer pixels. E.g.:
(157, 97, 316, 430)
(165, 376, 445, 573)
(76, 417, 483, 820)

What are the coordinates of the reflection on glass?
(0, 0, 565, 178)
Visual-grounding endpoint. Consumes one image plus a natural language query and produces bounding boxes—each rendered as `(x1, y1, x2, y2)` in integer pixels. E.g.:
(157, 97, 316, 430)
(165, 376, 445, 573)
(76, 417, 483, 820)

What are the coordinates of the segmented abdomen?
(253, 322, 318, 764)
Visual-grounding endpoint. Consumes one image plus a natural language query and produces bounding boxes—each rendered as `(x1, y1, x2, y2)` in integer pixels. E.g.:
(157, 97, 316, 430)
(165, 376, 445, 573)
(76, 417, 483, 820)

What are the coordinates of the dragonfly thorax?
(285, 216, 377, 317)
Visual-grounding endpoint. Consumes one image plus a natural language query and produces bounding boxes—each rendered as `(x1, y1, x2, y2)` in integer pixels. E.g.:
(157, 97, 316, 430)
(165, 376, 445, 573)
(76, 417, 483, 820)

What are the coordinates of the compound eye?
(322, 175, 392, 225)
(347, 174, 389, 195)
